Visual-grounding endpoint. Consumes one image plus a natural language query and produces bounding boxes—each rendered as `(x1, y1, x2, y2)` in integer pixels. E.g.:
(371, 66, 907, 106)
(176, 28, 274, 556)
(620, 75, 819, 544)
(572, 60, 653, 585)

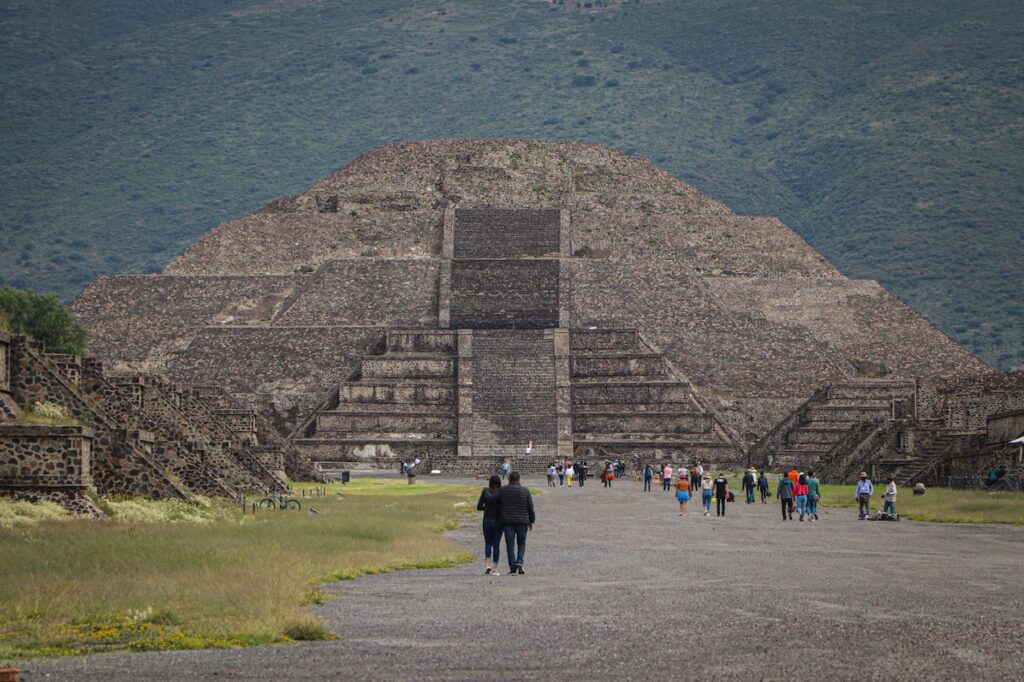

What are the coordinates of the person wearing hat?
(700, 473, 714, 517)
(855, 472, 874, 519)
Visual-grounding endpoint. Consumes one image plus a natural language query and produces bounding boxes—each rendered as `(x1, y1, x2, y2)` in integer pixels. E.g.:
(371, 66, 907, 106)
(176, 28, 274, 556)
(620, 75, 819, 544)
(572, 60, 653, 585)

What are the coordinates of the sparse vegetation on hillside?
(0, 1, 1021, 367)
(0, 287, 86, 355)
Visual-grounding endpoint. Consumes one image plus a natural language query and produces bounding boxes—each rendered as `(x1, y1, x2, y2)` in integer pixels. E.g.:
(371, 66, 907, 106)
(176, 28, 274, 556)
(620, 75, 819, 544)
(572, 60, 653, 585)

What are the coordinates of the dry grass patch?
(0, 479, 475, 659)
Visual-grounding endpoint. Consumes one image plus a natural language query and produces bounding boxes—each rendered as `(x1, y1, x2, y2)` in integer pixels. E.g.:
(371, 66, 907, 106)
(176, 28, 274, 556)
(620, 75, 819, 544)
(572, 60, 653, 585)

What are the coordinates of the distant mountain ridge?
(1, 0, 1021, 367)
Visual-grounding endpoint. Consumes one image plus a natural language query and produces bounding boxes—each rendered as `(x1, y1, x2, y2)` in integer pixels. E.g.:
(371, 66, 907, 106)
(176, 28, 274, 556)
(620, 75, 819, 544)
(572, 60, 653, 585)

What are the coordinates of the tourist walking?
(602, 462, 613, 488)
(476, 475, 503, 575)
(578, 460, 587, 487)
(557, 463, 565, 486)
(546, 462, 557, 487)
(643, 464, 654, 492)
(883, 478, 897, 516)
(565, 462, 575, 487)
(788, 468, 800, 486)
(501, 459, 510, 480)
(662, 464, 673, 491)
(700, 473, 713, 517)
(499, 471, 535, 575)
(856, 472, 874, 519)
(742, 468, 757, 504)
(676, 474, 691, 516)
(794, 473, 810, 521)
(713, 474, 729, 517)
(758, 470, 770, 503)
(806, 470, 820, 520)
(777, 473, 795, 520)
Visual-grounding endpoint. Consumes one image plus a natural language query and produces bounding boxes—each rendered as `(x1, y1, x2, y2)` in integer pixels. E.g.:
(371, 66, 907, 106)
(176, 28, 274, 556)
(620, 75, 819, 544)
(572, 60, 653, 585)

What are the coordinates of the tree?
(0, 286, 86, 355)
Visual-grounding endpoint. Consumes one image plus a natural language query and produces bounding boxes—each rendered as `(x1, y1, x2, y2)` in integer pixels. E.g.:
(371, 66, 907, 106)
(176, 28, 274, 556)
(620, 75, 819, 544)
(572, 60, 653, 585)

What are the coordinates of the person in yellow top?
(675, 476, 691, 516)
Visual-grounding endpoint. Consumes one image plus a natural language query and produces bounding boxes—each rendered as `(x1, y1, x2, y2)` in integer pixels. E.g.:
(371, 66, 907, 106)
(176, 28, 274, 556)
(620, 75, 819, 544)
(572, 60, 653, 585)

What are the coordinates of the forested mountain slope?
(1, 0, 1020, 367)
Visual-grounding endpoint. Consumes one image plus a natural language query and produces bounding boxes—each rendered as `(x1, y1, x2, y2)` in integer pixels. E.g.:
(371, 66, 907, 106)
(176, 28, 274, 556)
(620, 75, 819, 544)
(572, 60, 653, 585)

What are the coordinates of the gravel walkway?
(22, 478, 1024, 680)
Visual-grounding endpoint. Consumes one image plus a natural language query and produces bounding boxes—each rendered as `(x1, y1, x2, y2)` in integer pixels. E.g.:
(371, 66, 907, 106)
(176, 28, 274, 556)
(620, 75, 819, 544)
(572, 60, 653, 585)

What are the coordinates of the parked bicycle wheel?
(285, 499, 301, 510)
(258, 498, 277, 509)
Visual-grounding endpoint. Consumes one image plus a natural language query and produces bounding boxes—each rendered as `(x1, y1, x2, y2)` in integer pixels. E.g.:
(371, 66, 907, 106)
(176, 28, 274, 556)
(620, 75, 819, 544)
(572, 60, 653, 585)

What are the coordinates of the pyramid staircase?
(290, 330, 458, 474)
(570, 330, 740, 464)
(751, 380, 916, 473)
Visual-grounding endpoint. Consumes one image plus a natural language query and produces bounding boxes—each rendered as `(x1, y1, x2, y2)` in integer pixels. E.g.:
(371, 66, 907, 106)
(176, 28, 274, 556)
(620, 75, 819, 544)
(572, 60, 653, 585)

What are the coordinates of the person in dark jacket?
(476, 475, 503, 575)
(757, 471, 770, 503)
(499, 471, 536, 575)
(713, 474, 729, 516)
(777, 474, 795, 520)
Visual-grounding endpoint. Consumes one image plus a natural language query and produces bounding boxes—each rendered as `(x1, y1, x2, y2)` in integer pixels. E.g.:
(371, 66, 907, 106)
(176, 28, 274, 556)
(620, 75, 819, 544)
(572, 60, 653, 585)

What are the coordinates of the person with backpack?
(742, 468, 757, 504)
(855, 471, 874, 519)
(806, 470, 821, 521)
(757, 471, 770, 504)
(777, 473, 795, 520)
(713, 474, 729, 517)
(643, 464, 654, 492)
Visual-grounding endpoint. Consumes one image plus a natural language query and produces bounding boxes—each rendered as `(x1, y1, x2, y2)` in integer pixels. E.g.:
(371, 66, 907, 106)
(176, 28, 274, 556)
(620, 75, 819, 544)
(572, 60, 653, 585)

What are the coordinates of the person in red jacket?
(794, 473, 810, 521)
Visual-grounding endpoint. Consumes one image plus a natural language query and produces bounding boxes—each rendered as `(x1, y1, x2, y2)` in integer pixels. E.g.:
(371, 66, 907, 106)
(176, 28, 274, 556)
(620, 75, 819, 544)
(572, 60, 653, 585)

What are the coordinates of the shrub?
(571, 75, 596, 87)
(282, 614, 331, 641)
(0, 286, 86, 354)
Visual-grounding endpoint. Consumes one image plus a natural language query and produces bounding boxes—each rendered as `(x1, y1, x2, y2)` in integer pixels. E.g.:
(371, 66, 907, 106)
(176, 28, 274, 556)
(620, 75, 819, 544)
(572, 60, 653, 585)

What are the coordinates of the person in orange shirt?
(788, 468, 800, 485)
(675, 475, 691, 516)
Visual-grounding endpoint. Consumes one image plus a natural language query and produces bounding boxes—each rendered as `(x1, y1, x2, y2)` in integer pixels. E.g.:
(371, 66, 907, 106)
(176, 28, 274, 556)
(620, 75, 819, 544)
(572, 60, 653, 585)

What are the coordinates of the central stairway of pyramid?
(288, 206, 742, 474)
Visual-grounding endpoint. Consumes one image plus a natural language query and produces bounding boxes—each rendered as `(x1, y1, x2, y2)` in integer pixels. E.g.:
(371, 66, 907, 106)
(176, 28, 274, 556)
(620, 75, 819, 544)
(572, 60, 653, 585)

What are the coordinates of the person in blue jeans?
(476, 475, 503, 575)
(643, 464, 654, 492)
(806, 470, 821, 521)
(498, 471, 536, 575)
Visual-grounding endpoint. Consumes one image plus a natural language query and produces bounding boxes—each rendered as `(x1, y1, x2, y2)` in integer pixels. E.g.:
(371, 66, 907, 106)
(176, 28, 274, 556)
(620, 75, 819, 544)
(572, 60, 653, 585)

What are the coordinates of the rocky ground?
(22, 477, 1024, 680)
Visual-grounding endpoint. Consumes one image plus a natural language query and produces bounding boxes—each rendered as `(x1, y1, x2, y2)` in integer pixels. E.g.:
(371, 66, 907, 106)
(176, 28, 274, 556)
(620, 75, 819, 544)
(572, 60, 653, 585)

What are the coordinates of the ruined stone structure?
(0, 331, 303, 513)
(71, 140, 988, 474)
(751, 372, 1024, 485)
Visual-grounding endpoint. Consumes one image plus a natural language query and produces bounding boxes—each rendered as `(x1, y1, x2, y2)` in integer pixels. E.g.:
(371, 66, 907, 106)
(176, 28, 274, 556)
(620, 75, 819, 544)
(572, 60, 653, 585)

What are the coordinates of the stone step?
(574, 403, 697, 414)
(774, 442, 833, 453)
(571, 356, 668, 378)
(786, 427, 851, 445)
(573, 433, 731, 447)
(316, 413, 456, 435)
(827, 383, 914, 400)
(360, 356, 455, 380)
(568, 330, 642, 352)
(385, 330, 457, 354)
(572, 375, 680, 385)
(573, 383, 693, 404)
(806, 405, 890, 422)
(573, 413, 714, 434)
(339, 383, 454, 405)
(328, 403, 453, 415)
(820, 398, 894, 409)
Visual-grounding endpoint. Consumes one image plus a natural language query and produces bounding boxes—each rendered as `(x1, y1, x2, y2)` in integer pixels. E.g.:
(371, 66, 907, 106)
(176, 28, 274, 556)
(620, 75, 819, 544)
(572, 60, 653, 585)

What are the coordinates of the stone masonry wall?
(450, 260, 559, 329)
(0, 425, 94, 487)
(7, 338, 187, 499)
(453, 208, 560, 258)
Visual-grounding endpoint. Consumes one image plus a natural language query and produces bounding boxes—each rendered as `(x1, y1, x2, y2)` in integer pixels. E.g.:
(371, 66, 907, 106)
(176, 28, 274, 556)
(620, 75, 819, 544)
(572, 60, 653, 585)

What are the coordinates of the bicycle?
(258, 492, 301, 510)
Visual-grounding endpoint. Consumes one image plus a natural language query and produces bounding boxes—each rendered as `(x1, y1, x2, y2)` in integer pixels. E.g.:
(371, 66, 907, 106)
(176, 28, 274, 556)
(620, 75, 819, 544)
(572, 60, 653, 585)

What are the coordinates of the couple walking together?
(477, 472, 536, 575)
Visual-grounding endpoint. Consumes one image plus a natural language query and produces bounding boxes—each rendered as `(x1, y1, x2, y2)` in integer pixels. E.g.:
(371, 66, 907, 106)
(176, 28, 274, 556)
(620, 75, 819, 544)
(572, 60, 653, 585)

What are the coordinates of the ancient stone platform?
(71, 140, 989, 471)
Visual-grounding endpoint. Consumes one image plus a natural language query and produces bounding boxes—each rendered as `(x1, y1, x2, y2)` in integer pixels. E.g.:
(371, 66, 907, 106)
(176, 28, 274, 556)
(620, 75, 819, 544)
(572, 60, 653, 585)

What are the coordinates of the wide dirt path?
(24, 478, 1024, 680)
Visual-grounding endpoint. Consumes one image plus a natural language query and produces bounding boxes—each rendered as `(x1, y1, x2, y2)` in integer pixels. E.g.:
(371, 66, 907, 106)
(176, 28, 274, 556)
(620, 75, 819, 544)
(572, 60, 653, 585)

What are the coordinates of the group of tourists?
(545, 460, 590, 487)
(476, 472, 536, 575)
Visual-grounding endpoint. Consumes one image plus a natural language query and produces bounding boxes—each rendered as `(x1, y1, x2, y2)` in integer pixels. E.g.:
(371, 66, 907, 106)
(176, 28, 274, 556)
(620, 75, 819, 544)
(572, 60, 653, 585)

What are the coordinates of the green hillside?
(1, 0, 1021, 368)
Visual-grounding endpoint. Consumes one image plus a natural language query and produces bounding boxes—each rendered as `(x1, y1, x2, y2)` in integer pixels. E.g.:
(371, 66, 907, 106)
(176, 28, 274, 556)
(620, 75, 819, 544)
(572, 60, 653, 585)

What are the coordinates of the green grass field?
(0, 479, 475, 659)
